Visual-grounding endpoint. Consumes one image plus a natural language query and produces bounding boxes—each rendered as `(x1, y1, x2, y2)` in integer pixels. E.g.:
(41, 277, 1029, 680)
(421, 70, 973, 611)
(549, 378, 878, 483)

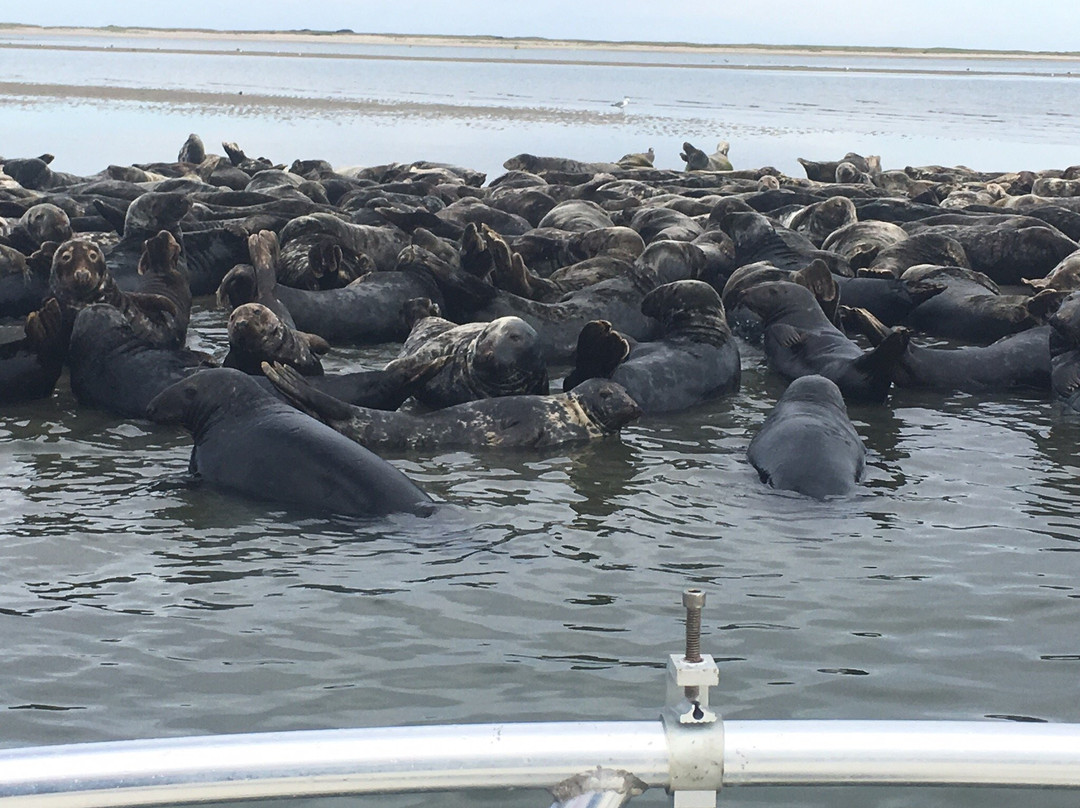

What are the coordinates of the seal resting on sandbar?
(394, 312, 549, 408)
(747, 375, 865, 499)
(146, 367, 434, 517)
(263, 362, 641, 452)
(737, 280, 908, 403)
(67, 303, 217, 418)
(563, 280, 741, 413)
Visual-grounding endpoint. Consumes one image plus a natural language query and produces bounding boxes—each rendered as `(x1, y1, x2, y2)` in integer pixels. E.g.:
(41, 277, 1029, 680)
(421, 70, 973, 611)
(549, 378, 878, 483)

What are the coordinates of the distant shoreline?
(1, 23, 1079, 61)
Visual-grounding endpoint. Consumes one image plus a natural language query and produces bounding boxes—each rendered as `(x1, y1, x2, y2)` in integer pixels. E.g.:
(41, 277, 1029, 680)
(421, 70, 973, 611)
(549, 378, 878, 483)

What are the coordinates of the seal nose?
(73, 267, 92, 286)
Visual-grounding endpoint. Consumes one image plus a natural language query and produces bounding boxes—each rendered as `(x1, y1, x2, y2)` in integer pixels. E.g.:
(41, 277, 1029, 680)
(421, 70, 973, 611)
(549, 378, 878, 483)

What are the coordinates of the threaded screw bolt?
(682, 588, 705, 663)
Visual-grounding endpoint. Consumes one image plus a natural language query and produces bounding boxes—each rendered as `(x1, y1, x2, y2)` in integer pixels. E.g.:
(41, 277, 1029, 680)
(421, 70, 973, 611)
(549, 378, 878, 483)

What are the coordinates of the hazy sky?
(1, 0, 1078, 52)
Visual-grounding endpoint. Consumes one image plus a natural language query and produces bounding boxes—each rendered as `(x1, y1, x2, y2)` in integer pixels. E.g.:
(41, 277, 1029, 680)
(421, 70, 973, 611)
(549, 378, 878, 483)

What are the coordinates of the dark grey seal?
(747, 374, 865, 499)
(146, 367, 434, 517)
(565, 280, 741, 413)
(67, 303, 216, 418)
(738, 280, 908, 403)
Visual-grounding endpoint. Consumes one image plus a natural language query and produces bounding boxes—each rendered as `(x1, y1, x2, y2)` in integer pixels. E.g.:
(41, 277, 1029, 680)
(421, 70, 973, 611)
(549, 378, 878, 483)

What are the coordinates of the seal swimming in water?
(146, 367, 434, 517)
(747, 374, 865, 499)
(263, 362, 641, 453)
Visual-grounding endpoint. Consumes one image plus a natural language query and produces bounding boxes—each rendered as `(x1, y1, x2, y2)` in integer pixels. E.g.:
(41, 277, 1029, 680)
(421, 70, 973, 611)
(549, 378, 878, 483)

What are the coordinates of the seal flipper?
(262, 361, 353, 423)
(852, 328, 910, 375)
(794, 258, 839, 322)
(92, 199, 128, 236)
(1055, 363, 1080, 395)
(460, 222, 493, 279)
(24, 298, 66, 358)
(1026, 288, 1070, 322)
(563, 320, 631, 392)
(768, 322, 807, 350)
(840, 306, 890, 347)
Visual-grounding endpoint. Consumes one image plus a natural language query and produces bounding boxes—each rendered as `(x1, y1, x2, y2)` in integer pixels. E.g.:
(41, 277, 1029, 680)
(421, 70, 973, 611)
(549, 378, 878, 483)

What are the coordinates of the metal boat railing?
(2, 591, 1077, 808)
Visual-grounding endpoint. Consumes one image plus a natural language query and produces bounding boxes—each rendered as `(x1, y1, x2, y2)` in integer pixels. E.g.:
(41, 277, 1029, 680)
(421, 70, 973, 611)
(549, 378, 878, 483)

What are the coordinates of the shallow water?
(2, 33, 1080, 808)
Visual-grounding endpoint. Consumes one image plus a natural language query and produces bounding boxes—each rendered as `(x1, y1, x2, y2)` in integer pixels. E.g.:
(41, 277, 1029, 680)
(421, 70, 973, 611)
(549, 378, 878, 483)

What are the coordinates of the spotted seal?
(394, 313, 549, 409)
(264, 362, 641, 452)
(223, 302, 330, 376)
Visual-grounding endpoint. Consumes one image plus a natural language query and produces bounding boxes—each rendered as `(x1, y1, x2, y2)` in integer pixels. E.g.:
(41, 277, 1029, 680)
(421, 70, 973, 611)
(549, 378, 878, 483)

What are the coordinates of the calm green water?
(1, 33, 1080, 808)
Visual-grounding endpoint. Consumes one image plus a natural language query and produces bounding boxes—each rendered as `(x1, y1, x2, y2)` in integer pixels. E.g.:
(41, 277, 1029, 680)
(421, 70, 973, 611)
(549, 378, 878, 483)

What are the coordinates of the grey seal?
(747, 374, 865, 499)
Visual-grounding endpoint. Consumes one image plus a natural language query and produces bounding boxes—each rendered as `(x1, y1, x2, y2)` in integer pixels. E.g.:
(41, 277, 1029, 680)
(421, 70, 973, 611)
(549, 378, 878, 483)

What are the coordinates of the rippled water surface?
(2, 32, 1080, 808)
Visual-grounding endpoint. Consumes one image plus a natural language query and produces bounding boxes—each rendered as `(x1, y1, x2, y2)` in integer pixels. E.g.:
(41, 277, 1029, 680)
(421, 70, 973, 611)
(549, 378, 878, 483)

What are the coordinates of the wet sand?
(2, 23, 1079, 62)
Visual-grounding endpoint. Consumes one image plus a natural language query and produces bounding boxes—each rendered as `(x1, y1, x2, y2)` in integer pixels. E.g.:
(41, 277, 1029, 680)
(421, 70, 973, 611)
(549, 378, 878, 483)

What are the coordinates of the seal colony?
(4, 134, 1080, 510)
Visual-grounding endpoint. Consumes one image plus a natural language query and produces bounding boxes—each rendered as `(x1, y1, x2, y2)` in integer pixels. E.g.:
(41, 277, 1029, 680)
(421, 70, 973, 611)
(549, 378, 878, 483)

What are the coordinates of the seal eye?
(61, 249, 72, 262)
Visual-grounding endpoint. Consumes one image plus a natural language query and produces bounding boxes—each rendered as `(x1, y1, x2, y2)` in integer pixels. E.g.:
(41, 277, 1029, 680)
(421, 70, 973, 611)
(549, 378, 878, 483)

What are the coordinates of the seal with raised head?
(747, 374, 865, 499)
(50, 235, 189, 349)
(738, 280, 908, 403)
(223, 302, 330, 376)
(565, 280, 741, 413)
(680, 141, 733, 172)
(67, 303, 217, 418)
(264, 362, 641, 453)
(146, 367, 434, 517)
(394, 313, 549, 409)
(722, 258, 838, 342)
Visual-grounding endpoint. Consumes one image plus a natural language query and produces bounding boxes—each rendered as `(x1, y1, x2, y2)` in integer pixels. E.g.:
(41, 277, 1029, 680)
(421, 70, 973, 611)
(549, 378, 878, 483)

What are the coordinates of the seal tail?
(262, 361, 353, 423)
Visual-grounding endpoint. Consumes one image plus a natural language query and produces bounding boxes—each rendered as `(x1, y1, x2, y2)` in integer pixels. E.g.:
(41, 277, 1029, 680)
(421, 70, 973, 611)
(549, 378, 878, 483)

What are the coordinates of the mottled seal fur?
(223, 302, 330, 376)
(395, 314, 549, 409)
(264, 362, 641, 452)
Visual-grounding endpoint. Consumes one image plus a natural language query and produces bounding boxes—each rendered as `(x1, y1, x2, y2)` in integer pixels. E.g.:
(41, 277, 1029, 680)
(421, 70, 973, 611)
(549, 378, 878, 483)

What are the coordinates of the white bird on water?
(612, 96, 630, 109)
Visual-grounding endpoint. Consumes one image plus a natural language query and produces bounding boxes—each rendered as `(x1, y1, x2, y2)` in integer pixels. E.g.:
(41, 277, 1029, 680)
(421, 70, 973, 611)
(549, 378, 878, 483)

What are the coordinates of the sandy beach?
(2, 23, 1079, 62)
